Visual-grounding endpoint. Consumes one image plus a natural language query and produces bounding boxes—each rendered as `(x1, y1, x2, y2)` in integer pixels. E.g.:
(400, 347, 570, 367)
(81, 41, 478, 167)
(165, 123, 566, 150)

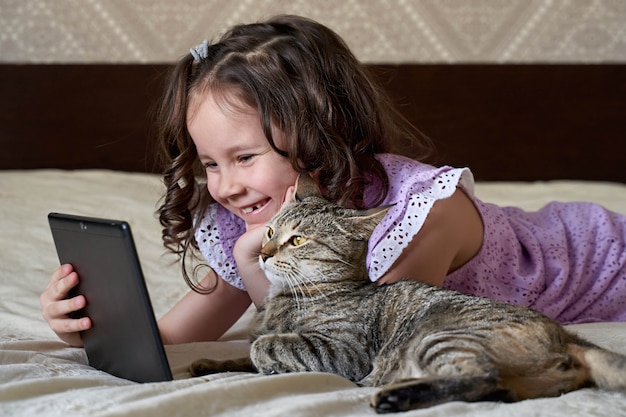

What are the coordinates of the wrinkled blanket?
(2, 170, 626, 417)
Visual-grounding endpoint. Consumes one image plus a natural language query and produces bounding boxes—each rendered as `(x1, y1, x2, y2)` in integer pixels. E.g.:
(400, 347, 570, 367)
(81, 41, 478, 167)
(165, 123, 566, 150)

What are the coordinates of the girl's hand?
(233, 225, 269, 306)
(40, 264, 91, 347)
(233, 185, 296, 306)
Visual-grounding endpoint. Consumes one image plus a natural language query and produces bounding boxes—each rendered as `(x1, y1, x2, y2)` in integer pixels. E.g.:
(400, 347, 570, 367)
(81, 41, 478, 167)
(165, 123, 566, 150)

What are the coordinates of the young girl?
(41, 15, 626, 348)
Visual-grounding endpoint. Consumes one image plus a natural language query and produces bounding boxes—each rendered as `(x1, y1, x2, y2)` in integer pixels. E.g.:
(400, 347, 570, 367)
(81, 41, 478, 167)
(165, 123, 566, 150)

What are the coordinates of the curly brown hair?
(155, 15, 431, 291)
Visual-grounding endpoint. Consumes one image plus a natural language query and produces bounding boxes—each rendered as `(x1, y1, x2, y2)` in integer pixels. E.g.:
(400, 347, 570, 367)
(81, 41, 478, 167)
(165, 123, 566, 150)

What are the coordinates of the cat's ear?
(350, 205, 392, 238)
(294, 172, 322, 201)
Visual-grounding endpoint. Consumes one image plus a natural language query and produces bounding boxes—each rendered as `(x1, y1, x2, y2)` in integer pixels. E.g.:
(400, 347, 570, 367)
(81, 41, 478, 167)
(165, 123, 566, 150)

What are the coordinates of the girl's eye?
(290, 235, 307, 246)
(239, 154, 255, 163)
(203, 161, 217, 169)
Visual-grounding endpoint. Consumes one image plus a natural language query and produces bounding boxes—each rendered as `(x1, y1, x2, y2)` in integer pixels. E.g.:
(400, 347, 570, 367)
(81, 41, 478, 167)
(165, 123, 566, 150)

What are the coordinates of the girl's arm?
(377, 188, 483, 287)
(157, 270, 252, 344)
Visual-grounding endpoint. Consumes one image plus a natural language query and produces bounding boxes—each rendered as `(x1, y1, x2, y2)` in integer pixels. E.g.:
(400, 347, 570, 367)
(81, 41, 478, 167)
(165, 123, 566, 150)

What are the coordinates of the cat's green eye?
(290, 235, 307, 246)
(267, 227, 274, 239)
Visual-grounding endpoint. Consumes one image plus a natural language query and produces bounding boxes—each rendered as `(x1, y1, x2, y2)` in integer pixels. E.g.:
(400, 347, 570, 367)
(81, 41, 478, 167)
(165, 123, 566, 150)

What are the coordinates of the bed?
(1, 63, 625, 416)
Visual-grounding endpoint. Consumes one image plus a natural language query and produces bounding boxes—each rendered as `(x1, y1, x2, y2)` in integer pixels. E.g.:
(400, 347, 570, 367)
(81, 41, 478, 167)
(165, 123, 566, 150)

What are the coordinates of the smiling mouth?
(241, 199, 270, 214)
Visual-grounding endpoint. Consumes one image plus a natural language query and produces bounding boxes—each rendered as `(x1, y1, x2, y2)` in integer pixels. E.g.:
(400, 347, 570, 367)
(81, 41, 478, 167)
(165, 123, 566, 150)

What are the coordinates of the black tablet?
(48, 213, 172, 383)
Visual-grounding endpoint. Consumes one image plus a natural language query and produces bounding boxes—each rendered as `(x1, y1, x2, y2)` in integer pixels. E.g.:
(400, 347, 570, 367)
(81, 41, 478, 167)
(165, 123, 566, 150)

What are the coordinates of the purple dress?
(443, 201, 626, 324)
(366, 154, 626, 324)
(195, 153, 626, 324)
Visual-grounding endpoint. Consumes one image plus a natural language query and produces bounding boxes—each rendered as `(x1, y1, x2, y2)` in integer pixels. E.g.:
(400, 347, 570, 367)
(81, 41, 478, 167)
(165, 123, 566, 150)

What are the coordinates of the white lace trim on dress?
(194, 205, 245, 290)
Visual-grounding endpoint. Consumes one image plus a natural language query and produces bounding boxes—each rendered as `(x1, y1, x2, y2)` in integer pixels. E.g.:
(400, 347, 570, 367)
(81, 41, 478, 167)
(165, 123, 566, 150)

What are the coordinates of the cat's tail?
(580, 345, 626, 392)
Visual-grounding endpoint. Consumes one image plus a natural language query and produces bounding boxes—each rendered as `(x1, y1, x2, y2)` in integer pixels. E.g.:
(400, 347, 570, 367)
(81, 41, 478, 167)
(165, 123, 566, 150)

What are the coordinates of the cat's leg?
(373, 338, 616, 411)
(189, 357, 255, 377)
(495, 343, 625, 399)
(372, 374, 512, 413)
(371, 345, 508, 412)
(359, 347, 406, 387)
(250, 333, 337, 375)
(371, 343, 595, 411)
(250, 333, 370, 381)
(583, 346, 626, 391)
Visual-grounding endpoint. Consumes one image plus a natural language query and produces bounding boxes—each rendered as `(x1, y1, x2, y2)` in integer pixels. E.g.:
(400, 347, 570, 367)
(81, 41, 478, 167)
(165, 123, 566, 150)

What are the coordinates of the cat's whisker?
(327, 255, 355, 268)
(294, 265, 328, 300)
(284, 274, 303, 311)
(289, 273, 313, 312)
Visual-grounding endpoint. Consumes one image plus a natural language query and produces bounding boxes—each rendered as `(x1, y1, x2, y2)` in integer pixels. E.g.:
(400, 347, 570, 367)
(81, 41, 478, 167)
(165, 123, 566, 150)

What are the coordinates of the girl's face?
(187, 92, 299, 228)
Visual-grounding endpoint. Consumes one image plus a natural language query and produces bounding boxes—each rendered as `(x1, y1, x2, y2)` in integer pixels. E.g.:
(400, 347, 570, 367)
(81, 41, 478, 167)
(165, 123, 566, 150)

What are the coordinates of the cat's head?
(259, 173, 389, 296)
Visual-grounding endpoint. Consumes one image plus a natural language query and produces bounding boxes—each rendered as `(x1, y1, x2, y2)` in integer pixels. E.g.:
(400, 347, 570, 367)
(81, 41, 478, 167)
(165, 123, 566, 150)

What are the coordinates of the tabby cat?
(190, 174, 626, 413)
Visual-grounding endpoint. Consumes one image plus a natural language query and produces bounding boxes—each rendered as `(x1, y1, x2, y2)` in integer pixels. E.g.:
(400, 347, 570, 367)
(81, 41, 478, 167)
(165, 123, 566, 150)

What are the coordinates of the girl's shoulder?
(372, 153, 475, 205)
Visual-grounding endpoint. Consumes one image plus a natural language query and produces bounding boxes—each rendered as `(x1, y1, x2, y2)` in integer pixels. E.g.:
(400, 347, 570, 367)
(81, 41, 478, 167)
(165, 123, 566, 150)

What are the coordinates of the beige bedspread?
(1, 169, 626, 416)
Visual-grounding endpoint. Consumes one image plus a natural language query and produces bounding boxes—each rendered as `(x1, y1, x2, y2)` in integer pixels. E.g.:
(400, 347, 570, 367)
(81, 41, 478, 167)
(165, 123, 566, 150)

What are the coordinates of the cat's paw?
(371, 377, 459, 413)
(370, 382, 434, 413)
(371, 376, 511, 413)
(189, 358, 223, 377)
(371, 391, 410, 413)
(189, 357, 256, 377)
(255, 361, 294, 376)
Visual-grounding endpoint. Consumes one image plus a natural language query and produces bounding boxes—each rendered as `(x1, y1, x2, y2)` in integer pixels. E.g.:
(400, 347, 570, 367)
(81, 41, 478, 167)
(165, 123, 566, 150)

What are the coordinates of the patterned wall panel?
(1, 0, 625, 63)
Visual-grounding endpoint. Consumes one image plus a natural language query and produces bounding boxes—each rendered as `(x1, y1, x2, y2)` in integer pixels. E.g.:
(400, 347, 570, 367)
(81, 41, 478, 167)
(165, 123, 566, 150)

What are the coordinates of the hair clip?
(190, 40, 209, 62)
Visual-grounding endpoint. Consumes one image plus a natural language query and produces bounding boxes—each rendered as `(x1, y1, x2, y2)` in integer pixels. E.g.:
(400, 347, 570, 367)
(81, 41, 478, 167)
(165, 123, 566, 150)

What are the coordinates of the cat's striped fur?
(190, 174, 626, 413)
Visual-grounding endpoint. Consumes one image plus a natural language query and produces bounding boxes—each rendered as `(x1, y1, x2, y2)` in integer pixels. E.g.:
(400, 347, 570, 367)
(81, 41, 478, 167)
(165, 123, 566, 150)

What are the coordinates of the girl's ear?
(294, 173, 323, 201)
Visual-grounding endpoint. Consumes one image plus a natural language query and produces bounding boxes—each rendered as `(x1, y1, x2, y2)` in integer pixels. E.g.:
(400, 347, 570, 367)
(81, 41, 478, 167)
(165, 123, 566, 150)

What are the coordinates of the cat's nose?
(259, 251, 272, 262)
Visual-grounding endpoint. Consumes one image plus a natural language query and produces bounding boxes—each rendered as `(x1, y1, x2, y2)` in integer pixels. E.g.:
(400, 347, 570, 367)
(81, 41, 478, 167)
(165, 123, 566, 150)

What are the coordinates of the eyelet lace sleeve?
(194, 204, 246, 290)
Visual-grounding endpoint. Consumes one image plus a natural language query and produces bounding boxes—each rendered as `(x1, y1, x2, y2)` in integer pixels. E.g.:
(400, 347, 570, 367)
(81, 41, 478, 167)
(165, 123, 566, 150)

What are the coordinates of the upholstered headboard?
(1, 64, 624, 182)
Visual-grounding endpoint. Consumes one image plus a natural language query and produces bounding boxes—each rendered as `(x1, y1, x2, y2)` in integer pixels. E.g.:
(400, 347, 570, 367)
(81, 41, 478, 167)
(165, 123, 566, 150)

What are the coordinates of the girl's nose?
(217, 172, 245, 199)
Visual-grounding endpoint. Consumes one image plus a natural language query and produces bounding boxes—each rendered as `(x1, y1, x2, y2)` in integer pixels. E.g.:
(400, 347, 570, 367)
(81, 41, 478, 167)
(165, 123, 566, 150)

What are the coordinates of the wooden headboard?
(1, 64, 625, 182)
